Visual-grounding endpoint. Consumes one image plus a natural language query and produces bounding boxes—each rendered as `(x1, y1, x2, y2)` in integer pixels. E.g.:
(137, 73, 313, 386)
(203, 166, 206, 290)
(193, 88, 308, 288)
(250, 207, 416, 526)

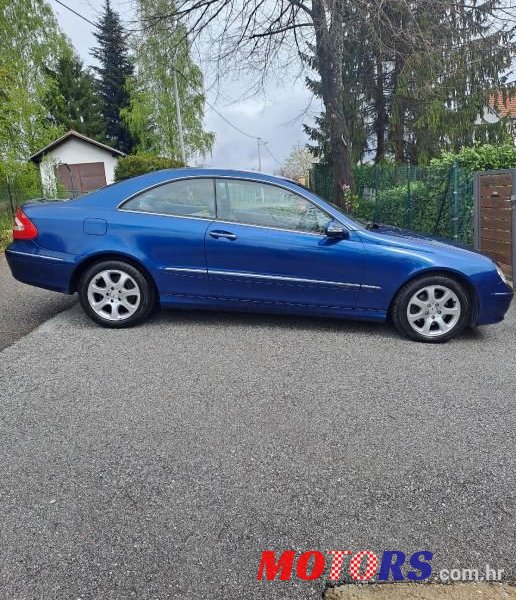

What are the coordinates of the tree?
(306, 0, 515, 165)
(123, 0, 214, 161)
(45, 51, 105, 140)
(374, 0, 514, 163)
(0, 0, 68, 160)
(304, 14, 369, 166)
(91, 0, 136, 153)
(276, 144, 314, 180)
(137, 0, 516, 204)
(141, 0, 359, 206)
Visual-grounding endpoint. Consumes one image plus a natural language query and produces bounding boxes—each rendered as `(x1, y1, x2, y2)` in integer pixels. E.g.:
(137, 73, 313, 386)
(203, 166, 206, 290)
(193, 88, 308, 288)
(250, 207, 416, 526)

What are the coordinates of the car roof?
(126, 168, 287, 183)
(80, 168, 305, 205)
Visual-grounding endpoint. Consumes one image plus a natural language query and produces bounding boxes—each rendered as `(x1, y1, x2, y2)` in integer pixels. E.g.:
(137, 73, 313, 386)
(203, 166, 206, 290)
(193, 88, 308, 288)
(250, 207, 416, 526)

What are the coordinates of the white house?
(30, 130, 125, 197)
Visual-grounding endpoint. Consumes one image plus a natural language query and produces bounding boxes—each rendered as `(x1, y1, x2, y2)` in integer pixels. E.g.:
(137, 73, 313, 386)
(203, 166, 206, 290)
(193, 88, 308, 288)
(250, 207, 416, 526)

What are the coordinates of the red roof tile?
(489, 94, 516, 118)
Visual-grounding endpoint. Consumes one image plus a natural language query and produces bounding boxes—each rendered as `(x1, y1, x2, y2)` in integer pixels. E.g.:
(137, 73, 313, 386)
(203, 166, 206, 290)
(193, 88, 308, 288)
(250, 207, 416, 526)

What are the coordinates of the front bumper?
(476, 286, 513, 325)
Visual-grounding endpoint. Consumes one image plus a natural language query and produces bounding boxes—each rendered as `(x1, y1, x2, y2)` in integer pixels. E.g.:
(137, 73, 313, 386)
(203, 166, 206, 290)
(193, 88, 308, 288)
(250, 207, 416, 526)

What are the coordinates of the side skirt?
(159, 293, 387, 322)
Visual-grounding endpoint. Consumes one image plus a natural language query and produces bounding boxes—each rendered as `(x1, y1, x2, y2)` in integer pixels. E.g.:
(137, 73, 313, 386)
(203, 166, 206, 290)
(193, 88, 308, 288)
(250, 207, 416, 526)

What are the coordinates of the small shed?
(30, 130, 125, 197)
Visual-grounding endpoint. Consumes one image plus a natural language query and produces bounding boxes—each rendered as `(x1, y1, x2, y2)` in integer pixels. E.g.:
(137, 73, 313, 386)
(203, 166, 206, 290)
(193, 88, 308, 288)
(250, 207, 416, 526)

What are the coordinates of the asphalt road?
(0, 254, 76, 351)
(0, 298, 514, 599)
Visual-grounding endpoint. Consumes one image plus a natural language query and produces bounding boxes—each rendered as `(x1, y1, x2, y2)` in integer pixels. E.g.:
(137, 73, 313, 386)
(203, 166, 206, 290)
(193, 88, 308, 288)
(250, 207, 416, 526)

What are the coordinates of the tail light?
(13, 208, 38, 240)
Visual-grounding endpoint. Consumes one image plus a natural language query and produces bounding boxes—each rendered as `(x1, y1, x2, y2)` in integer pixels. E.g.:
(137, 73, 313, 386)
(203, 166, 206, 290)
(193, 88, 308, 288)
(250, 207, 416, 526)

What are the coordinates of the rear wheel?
(78, 260, 155, 328)
(391, 275, 471, 343)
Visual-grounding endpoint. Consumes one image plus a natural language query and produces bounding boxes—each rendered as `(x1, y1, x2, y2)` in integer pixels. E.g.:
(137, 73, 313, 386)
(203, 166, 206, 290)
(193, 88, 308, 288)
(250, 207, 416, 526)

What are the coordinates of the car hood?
(366, 223, 484, 256)
(358, 224, 499, 271)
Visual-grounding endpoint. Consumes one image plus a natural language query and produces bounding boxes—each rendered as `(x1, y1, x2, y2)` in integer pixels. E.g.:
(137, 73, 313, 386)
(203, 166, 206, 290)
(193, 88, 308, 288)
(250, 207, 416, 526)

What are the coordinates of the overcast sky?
(48, 0, 321, 173)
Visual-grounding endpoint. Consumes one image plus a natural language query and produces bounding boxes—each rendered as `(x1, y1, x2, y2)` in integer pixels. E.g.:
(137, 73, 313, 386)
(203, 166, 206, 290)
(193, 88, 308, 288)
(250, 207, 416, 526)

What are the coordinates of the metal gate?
(474, 169, 516, 280)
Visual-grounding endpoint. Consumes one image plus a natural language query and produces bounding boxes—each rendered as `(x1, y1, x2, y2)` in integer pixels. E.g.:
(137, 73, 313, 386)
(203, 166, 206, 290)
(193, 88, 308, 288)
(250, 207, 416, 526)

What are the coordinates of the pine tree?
(91, 0, 135, 153)
(45, 51, 105, 140)
(304, 11, 370, 167)
(305, 0, 515, 165)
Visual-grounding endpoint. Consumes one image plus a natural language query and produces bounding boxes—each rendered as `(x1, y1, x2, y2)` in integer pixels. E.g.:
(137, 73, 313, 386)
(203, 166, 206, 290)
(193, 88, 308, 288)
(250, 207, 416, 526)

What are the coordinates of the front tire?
(391, 275, 471, 343)
(78, 260, 155, 328)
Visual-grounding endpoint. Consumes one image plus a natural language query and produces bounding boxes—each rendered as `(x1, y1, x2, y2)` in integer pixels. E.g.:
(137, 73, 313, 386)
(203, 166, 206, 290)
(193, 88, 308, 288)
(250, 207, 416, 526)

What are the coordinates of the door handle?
(209, 231, 237, 240)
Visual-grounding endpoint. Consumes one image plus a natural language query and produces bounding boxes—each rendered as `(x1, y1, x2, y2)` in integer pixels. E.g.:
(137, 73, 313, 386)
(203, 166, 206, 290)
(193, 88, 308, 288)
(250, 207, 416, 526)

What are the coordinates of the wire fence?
(1, 175, 39, 248)
(310, 162, 475, 245)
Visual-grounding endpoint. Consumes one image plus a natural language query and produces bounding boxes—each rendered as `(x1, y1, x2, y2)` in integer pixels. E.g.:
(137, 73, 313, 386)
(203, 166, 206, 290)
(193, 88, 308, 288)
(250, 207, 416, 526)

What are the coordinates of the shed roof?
(29, 130, 125, 163)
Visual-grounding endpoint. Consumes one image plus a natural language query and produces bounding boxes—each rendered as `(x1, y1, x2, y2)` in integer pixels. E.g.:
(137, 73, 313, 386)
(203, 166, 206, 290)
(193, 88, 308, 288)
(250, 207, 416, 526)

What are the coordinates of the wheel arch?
(69, 252, 159, 299)
(388, 268, 479, 325)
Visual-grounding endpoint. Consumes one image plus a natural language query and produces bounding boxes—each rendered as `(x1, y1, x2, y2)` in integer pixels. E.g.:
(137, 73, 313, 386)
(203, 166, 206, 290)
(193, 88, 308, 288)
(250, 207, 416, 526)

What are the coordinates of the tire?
(391, 275, 471, 343)
(78, 260, 155, 328)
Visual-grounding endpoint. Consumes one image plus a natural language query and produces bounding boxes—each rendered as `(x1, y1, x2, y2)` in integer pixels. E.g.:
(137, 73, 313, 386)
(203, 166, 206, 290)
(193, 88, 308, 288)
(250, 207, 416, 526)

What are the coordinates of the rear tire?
(391, 275, 471, 343)
(78, 260, 155, 328)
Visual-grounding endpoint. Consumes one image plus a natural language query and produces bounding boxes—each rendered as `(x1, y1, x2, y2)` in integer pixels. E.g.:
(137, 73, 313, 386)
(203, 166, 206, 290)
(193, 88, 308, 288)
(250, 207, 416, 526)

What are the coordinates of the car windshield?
(287, 181, 366, 229)
(322, 197, 366, 224)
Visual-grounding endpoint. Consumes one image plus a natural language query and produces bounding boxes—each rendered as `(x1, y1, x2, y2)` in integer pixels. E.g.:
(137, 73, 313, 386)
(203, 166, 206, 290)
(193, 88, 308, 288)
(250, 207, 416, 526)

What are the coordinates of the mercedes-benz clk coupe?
(6, 168, 513, 342)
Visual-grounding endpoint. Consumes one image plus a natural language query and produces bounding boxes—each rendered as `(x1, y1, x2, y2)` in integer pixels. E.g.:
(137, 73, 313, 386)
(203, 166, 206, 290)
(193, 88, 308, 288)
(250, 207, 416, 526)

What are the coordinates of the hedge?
(431, 144, 516, 173)
(114, 154, 185, 182)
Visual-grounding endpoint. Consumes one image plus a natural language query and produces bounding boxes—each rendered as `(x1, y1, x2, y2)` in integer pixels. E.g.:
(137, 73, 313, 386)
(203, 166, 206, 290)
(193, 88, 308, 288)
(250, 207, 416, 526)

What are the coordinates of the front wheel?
(78, 260, 155, 328)
(391, 275, 471, 343)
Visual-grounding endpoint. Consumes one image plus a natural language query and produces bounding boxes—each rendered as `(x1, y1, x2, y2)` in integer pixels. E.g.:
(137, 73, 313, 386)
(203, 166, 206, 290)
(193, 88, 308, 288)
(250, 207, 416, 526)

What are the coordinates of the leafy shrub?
(355, 180, 431, 229)
(0, 161, 44, 250)
(0, 214, 12, 250)
(431, 144, 516, 172)
(0, 161, 42, 202)
(312, 158, 477, 243)
(114, 154, 185, 182)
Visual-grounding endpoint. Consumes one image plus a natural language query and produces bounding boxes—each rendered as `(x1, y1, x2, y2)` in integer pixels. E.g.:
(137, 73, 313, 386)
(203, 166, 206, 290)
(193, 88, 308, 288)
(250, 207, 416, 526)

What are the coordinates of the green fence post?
(406, 162, 412, 229)
(6, 175, 16, 219)
(452, 161, 459, 240)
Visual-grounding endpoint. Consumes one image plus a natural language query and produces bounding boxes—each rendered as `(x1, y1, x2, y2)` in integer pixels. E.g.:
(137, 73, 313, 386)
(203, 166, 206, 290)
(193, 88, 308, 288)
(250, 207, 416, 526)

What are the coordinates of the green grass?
(0, 213, 13, 252)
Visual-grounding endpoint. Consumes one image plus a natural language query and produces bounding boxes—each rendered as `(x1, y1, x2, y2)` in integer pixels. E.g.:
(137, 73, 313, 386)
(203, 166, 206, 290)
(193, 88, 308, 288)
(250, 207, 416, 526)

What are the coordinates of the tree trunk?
(312, 0, 353, 210)
(391, 55, 405, 162)
(374, 58, 387, 162)
(326, 81, 353, 210)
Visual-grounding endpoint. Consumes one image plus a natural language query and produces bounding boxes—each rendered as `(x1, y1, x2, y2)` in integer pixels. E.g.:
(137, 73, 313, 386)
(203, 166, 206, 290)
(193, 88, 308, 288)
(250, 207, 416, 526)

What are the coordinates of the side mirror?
(325, 220, 348, 239)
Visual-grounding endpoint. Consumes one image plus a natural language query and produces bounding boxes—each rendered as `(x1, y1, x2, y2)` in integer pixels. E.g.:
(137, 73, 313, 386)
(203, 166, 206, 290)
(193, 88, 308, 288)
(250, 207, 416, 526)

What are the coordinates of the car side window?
(122, 178, 215, 219)
(215, 178, 330, 234)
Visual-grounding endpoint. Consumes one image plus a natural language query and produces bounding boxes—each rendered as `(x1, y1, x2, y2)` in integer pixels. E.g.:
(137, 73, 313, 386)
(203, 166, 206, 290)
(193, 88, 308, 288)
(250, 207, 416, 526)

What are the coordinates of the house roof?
(29, 130, 126, 163)
(489, 94, 516, 118)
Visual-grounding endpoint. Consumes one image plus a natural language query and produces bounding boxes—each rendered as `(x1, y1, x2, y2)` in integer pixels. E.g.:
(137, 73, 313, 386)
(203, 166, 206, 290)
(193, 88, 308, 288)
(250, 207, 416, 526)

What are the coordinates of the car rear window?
(122, 178, 215, 219)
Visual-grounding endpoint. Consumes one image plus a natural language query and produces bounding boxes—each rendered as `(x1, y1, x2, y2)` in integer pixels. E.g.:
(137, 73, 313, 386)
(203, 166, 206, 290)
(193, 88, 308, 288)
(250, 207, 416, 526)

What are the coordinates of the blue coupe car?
(6, 168, 513, 342)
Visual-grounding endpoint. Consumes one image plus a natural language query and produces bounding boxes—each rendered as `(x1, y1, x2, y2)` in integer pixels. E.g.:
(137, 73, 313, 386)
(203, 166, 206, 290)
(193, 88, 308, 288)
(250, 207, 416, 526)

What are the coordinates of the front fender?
(356, 230, 497, 314)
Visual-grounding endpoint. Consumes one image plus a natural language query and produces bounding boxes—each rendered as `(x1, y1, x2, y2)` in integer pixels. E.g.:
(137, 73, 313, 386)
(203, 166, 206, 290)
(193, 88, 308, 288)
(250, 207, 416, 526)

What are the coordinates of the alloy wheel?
(87, 269, 141, 321)
(406, 284, 461, 338)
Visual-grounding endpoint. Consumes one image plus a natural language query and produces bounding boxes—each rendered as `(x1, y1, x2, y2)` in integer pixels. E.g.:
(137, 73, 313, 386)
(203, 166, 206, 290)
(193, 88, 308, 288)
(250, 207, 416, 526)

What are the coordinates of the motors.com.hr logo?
(257, 549, 432, 581)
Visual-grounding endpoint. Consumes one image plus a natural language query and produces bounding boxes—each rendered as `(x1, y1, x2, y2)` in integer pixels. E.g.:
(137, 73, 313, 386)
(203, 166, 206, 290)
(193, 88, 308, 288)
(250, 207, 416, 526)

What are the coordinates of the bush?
(0, 161, 44, 250)
(114, 154, 185, 182)
(0, 161, 42, 202)
(431, 144, 516, 173)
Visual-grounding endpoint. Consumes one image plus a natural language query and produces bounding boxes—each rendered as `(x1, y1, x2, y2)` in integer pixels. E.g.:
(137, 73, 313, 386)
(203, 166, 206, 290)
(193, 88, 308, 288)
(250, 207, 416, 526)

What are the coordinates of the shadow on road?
(145, 304, 488, 342)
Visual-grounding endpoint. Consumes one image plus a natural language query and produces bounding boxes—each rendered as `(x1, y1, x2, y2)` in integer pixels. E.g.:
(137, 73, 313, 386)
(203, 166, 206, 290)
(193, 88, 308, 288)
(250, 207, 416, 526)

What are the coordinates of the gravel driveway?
(0, 301, 514, 599)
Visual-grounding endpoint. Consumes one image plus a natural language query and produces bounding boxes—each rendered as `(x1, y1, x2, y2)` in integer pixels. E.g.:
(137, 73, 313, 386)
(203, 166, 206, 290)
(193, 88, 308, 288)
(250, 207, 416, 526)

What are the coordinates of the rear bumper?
(5, 243, 75, 294)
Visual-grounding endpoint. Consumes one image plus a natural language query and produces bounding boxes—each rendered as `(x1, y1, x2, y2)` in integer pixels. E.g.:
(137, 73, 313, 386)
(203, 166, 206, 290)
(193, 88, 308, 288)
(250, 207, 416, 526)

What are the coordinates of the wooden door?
(57, 162, 107, 196)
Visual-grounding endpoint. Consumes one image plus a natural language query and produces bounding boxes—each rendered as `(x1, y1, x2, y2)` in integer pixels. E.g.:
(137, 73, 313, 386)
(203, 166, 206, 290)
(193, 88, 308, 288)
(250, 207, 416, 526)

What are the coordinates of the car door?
(205, 178, 364, 309)
(118, 177, 215, 297)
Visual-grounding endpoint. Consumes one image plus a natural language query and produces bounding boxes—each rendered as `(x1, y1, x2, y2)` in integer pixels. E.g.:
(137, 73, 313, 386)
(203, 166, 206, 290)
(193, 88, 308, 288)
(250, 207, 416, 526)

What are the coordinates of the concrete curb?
(325, 582, 516, 599)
